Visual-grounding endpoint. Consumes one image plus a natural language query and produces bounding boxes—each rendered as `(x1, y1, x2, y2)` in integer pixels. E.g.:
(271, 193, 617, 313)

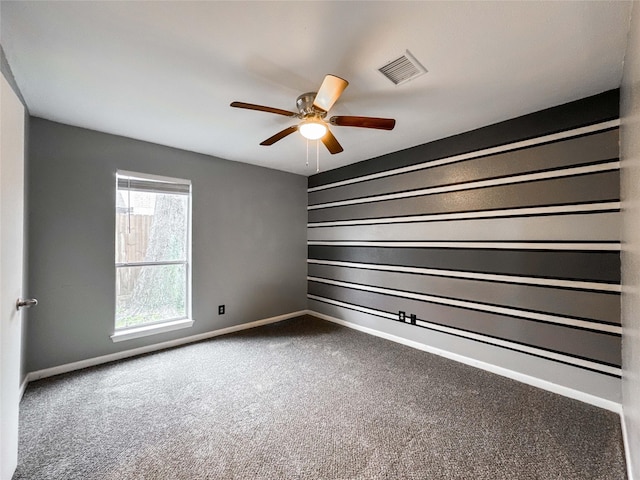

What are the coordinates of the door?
(0, 71, 26, 479)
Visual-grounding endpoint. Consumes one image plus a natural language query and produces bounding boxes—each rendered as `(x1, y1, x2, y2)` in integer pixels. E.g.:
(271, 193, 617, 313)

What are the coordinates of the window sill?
(110, 318, 194, 343)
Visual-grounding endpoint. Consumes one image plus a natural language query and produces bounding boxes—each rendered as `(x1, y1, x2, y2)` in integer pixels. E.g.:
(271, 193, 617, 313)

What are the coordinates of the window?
(113, 170, 192, 341)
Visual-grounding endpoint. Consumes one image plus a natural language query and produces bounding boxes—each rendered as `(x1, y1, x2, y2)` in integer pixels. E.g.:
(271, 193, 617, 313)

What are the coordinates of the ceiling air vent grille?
(378, 50, 427, 85)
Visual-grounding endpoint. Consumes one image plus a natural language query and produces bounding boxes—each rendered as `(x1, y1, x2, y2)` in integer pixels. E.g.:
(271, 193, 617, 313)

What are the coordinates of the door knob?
(16, 298, 38, 310)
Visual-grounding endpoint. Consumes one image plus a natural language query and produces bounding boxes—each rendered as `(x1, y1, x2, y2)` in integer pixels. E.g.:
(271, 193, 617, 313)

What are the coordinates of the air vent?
(378, 50, 427, 85)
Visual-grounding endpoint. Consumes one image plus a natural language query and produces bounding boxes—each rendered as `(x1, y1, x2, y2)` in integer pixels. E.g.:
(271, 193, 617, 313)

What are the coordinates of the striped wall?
(307, 90, 622, 401)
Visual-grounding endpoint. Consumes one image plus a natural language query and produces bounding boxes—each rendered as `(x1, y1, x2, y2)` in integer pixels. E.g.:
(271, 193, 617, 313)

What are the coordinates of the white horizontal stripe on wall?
(309, 294, 399, 321)
(307, 202, 621, 228)
(308, 161, 619, 210)
(307, 212, 621, 242)
(307, 259, 621, 293)
(307, 294, 621, 377)
(308, 119, 621, 193)
(307, 277, 621, 334)
(307, 241, 620, 251)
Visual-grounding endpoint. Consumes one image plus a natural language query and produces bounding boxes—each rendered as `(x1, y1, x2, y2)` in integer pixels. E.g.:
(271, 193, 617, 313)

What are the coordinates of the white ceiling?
(0, 1, 633, 176)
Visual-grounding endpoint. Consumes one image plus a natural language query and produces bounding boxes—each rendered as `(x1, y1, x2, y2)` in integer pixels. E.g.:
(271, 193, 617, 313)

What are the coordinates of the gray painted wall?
(621, 1, 640, 476)
(26, 118, 307, 372)
(308, 91, 622, 402)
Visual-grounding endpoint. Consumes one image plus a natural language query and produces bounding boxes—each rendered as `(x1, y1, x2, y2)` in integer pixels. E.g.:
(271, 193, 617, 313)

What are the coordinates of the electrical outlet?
(410, 314, 417, 325)
(398, 311, 406, 322)
(218, 305, 225, 315)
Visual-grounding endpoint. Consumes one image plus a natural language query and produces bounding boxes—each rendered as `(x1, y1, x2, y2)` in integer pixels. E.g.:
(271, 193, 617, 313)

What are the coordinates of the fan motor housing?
(296, 92, 326, 118)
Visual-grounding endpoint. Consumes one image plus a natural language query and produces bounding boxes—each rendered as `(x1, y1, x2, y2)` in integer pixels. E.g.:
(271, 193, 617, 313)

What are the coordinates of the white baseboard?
(309, 310, 623, 414)
(621, 412, 636, 480)
(24, 310, 307, 386)
(18, 376, 29, 402)
(22, 308, 624, 415)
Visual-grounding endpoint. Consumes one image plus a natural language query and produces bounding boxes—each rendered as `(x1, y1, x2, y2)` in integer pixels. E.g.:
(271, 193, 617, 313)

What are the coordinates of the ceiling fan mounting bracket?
(296, 92, 326, 119)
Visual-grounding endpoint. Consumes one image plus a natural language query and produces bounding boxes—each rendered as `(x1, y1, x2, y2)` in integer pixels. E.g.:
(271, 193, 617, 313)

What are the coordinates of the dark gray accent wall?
(27, 118, 307, 372)
(307, 264, 619, 325)
(309, 246, 619, 283)
(309, 90, 620, 188)
(308, 129, 619, 206)
(308, 90, 621, 398)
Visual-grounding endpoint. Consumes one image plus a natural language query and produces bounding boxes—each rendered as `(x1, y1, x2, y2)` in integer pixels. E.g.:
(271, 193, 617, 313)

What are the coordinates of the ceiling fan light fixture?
(299, 119, 327, 140)
(231, 73, 395, 158)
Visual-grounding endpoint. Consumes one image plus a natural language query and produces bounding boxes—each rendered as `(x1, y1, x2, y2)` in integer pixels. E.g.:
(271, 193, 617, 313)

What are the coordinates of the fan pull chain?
(306, 139, 309, 167)
(316, 140, 320, 173)
(127, 177, 131, 234)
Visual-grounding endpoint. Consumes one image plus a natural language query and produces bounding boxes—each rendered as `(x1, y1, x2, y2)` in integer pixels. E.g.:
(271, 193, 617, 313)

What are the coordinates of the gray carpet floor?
(14, 315, 627, 479)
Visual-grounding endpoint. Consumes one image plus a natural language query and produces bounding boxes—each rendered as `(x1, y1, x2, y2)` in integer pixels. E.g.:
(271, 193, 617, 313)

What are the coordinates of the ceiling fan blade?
(330, 116, 396, 130)
(321, 128, 344, 154)
(260, 126, 298, 146)
(230, 101, 297, 117)
(313, 75, 349, 112)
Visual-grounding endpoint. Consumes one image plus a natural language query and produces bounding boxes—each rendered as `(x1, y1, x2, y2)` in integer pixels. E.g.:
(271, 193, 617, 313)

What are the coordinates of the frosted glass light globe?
(299, 120, 327, 140)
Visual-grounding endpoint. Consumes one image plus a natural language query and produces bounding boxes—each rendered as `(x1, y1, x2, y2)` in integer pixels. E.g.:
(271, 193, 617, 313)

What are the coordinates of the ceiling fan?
(230, 74, 396, 154)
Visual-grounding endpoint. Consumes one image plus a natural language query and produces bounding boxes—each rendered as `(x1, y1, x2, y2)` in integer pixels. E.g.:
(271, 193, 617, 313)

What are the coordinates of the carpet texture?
(14, 315, 627, 479)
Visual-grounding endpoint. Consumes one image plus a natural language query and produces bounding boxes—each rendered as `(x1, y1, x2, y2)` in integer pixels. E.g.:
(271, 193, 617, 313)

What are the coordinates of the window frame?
(111, 169, 193, 342)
